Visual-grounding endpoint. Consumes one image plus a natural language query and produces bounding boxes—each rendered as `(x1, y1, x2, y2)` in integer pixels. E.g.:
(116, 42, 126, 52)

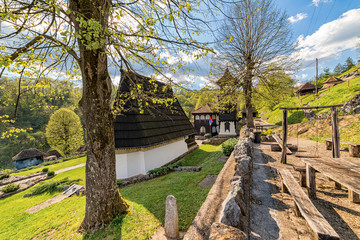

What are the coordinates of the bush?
(116, 180, 124, 185)
(204, 133, 212, 139)
(147, 162, 181, 176)
(0, 174, 10, 180)
(42, 168, 49, 173)
(261, 129, 273, 136)
(47, 171, 55, 177)
(2, 183, 20, 193)
(30, 177, 81, 195)
(221, 138, 238, 156)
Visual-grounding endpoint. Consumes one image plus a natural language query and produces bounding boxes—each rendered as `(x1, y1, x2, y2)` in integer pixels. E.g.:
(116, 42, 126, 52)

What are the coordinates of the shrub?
(261, 129, 273, 136)
(147, 162, 181, 176)
(116, 180, 124, 185)
(30, 177, 81, 195)
(47, 171, 55, 177)
(0, 174, 10, 180)
(42, 168, 49, 173)
(204, 133, 212, 139)
(2, 183, 20, 193)
(221, 138, 238, 156)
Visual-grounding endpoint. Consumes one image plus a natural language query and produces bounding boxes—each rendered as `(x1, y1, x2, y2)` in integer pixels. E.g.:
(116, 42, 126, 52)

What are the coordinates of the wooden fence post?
(331, 107, 340, 158)
(281, 110, 288, 164)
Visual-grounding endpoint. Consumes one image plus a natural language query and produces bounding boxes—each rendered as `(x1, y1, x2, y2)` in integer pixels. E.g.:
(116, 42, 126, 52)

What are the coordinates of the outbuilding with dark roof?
(322, 76, 343, 89)
(113, 70, 197, 179)
(12, 149, 46, 170)
(296, 82, 316, 96)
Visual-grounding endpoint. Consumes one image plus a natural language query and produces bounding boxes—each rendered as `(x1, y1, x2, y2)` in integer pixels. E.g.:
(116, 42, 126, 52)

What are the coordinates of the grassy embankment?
(262, 66, 360, 126)
(11, 156, 87, 176)
(0, 144, 224, 240)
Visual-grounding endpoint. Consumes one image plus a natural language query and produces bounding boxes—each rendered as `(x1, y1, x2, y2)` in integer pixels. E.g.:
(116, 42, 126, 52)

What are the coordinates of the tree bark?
(243, 73, 254, 128)
(69, 0, 129, 233)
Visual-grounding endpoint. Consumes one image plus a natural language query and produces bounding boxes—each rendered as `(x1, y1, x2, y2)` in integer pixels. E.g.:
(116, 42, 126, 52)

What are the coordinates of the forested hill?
(0, 77, 83, 169)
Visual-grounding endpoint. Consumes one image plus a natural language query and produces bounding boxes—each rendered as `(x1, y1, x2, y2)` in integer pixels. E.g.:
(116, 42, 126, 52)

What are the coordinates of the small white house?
(113, 70, 197, 179)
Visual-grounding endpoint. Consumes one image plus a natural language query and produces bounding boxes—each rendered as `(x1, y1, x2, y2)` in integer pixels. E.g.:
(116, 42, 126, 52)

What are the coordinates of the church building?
(113, 70, 197, 179)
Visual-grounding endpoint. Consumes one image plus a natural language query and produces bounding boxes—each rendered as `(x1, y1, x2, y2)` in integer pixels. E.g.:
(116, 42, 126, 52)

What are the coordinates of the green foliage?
(47, 171, 55, 177)
(46, 108, 84, 156)
(42, 168, 49, 173)
(147, 163, 181, 176)
(261, 129, 273, 136)
(2, 183, 20, 193)
(116, 180, 123, 185)
(0, 173, 10, 180)
(221, 138, 238, 156)
(204, 133, 212, 139)
(30, 177, 80, 196)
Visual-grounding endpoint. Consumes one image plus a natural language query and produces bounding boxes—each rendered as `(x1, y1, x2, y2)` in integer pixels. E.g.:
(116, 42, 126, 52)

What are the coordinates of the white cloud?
(292, 9, 360, 69)
(288, 13, 308, 24)
(312, 0, 331, 7)
(301, 73, 308, 79)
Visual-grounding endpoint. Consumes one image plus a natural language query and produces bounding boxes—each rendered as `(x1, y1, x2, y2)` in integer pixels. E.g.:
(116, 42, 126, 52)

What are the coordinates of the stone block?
(219, 193, 241, 228)
(209, 222, 247, 240)
(165, 195, 179, 239)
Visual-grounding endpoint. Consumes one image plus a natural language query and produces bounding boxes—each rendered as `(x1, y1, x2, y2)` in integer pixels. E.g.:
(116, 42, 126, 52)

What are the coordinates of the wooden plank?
(306, 163, 317, 199)
(272, 134, 292, 155)
(303, 157, 360, 195)
(278, 169, 339, 240)
(331, 107, 340, 158)
(279, 104, 343, 110)
(282, 110, 288, 164)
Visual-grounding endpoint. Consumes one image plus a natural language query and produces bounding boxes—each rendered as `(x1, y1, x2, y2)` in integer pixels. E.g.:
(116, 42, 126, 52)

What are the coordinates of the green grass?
(12, 156, 86, 176)
(0, 144, 224, 239)
(263, 76, 360, 125)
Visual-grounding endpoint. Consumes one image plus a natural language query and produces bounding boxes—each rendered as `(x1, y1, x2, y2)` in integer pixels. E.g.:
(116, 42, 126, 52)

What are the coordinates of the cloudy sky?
(178, 0, 360, 89)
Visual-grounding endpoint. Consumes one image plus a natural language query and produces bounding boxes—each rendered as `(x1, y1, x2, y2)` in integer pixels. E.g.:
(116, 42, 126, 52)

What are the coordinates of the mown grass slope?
(0, 144, 224, 240)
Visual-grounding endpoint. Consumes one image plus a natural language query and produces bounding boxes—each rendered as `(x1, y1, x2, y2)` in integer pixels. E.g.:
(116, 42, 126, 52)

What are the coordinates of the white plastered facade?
(115, 137, 188, 179)
(218, 121, 236, 136)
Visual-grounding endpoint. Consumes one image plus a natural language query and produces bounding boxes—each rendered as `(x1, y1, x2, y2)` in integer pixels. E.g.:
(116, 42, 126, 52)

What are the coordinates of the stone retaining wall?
(210, 128, 254, 240)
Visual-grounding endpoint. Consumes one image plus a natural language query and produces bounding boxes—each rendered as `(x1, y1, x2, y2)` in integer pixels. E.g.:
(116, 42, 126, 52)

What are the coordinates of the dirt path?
(257, 137, 360, 239)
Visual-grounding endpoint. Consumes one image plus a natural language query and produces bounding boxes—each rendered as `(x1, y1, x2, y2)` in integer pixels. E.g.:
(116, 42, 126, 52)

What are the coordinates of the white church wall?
(219, 121, 237, 136)
(115, 138, 188, 179)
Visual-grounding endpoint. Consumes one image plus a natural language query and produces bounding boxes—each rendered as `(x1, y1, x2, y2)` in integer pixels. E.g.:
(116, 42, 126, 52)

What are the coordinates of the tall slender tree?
(214, 0, 294, 128)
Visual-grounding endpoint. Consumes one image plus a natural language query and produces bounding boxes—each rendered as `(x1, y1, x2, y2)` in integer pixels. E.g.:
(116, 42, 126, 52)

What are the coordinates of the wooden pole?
(315, 58, 318, 94)
(331, 107, 340, 158)
(281, 110, 288, 164)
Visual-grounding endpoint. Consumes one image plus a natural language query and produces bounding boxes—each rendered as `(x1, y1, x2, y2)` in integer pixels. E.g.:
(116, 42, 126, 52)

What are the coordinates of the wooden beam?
(279, 104, 343, 110)
(331, 107, 340, 158)
(306, 163, 316, 199)
(281, 110, 288, 164)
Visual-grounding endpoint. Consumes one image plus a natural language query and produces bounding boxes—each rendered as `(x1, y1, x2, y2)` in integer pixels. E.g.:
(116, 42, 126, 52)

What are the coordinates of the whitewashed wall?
(219, 121, 236, 136)
(115, 138, 188, 179)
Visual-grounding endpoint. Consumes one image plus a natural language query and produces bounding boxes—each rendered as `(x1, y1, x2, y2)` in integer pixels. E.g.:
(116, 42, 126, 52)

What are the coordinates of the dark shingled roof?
(296, 82, 316, 93)
(323, 76, 343, 84)
(191, 102, 217, 114)
(47, 150, 62, 158)
(12, 149, 46, 161)
(113, 70, 196, 149)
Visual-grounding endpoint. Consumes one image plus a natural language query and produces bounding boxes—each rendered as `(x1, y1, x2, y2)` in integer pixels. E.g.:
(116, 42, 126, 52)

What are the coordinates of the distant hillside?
(261, 64, 360, 125)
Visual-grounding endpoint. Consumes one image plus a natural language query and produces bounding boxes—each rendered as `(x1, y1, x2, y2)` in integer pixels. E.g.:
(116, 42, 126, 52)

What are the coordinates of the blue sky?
(182, 0, 360, 89)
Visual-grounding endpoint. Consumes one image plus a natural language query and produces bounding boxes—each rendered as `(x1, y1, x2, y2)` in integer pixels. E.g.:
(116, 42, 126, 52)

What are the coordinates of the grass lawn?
(12, 156, 86, 176)
(263, 76, 360, 125)
(0, 144, 224, 240)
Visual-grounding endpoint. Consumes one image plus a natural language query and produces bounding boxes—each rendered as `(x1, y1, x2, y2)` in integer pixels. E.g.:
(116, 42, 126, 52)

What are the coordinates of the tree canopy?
(46, 108, 84, 156)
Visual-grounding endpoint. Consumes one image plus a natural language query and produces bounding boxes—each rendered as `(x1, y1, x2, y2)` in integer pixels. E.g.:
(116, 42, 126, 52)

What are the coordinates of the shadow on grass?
(82, 214, 127, 240)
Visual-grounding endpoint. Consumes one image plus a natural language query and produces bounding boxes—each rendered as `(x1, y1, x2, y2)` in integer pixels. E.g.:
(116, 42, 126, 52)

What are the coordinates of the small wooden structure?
(278, 169, 339, 239)
(322, 76, 343, 89)
(296, 82, 316, 96)
(271, 134, 292, 155)
(279, 104, 343, 163)
(12, 149, 46, 170)
(323, 138, 360, 157)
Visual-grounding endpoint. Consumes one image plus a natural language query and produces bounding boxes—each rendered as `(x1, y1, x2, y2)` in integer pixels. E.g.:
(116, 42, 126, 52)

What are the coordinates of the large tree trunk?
(69, 0, 129, 233)
(243, 75, 254, 128)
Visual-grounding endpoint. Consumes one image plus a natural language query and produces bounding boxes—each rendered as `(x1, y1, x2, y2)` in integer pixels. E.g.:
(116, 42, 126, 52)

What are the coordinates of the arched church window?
(200, 126, 206, 134)
(195, 115, 199, 120)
